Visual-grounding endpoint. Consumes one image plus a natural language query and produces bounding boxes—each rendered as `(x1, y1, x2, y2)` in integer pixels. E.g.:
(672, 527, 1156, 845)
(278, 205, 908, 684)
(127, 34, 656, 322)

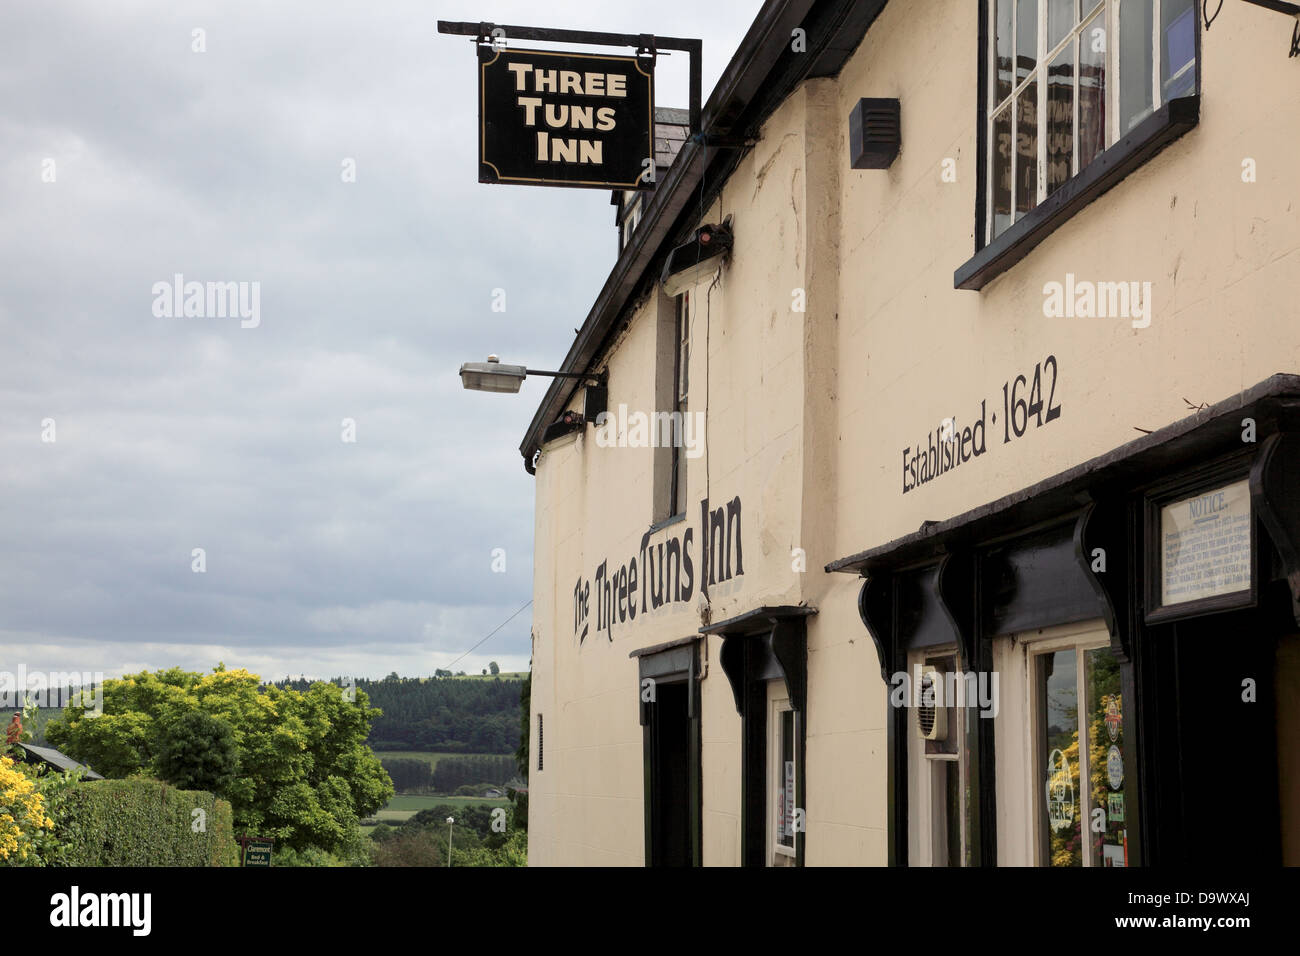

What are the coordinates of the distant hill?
(26, 673, 526, 756)
(272, 675, 524, 753)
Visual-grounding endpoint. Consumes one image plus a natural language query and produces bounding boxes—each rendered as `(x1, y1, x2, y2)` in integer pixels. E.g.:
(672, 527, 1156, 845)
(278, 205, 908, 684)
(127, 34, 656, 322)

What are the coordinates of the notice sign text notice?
(1160, 478, 1252, 606)
(479, 46, 654, 189)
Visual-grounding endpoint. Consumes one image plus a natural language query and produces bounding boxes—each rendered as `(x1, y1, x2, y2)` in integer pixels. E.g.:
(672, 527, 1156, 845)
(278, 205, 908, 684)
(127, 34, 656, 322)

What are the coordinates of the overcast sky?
(0, 1, 760, 683)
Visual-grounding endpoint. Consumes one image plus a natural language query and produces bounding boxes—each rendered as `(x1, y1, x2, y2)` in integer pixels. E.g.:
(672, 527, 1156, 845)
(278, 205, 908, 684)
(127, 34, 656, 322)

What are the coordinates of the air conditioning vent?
(917, 667, 948, 742)
(849, 97, 901, 169)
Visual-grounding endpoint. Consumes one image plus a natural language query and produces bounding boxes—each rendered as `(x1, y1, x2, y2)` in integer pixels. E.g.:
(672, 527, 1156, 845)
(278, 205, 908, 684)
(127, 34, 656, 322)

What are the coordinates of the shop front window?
(769, 691, 797, 866)
(994, 622, 1129, 866)
(908, 650, 968, 866)
(1034, 641, 1126, 866)
(1040, 648, 1081, 866)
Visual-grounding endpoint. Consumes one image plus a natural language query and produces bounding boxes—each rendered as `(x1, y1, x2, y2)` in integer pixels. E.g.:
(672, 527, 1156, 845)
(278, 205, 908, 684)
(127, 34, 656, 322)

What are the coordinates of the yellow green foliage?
(0, 755, 54, 863)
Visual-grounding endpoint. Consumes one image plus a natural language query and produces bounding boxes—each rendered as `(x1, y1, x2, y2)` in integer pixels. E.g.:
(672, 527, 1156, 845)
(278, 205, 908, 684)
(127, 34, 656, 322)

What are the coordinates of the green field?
(369, 749, 515, 769)
(370, 750, 462, 768)
(370, 749, 517, 769)
(367, 793, 510, 825)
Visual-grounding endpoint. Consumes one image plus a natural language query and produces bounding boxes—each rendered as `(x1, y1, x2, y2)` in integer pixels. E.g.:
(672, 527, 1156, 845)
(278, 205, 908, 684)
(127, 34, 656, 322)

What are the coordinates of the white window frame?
(993, 619, 1119, 866)
(905, 648, 969, 867)
(984, 0, 1196, 244)
(618, 190, 643, 252)
(767, 686, 797, 866)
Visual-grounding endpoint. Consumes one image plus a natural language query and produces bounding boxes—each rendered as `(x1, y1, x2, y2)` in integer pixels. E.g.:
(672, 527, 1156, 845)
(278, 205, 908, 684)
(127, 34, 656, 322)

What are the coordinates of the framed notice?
(1145, 471, 1256, 623)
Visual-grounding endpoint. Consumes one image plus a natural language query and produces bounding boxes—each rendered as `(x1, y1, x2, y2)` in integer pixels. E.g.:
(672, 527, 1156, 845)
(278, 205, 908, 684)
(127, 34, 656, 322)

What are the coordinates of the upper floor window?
(617, 190, 644, 254)
(652, 291, 690, 525)
(986, 0, 1197, 243)
(670, 292, 690, 519)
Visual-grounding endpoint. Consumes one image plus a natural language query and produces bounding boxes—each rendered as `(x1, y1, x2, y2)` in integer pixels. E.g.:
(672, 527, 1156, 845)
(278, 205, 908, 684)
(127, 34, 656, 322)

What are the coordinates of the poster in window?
(784, 760, 795, 839)
(776, 785, 784, 840)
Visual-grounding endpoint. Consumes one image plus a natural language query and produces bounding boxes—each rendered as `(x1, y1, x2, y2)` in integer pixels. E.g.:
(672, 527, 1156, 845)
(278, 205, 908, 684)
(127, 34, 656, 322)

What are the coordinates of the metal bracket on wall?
(1075, 499, 1132, 661)
(1224, 1, 1300, 56)
(438, 20, 703, 136)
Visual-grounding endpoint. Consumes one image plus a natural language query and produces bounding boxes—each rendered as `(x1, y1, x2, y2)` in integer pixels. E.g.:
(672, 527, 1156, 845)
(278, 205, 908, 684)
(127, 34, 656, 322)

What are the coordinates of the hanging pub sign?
(478, 45, 655, 190)
(1146, 474, 1257, 623)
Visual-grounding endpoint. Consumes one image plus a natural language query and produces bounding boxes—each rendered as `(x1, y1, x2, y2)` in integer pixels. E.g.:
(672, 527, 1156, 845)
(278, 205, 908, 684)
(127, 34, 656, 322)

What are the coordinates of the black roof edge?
(826, 373, 1300, 576)
(518, 0, 887, 474)
(699, 604, 817, 636)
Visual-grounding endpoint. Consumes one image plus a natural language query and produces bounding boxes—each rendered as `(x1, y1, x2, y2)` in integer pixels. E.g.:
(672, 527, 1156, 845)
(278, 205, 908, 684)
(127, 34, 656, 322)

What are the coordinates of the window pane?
(1016, 80, 1038, 220)
(992, 105, 1013, 238)
(676, 293, 689, 402)
(996, 0, 1015, 106)
(1086, 647, 1127, 867)
(1119, 0, 1154, 133)
(1048, 0, 1075, 50)
(1040, 649, 1082, 867)
(672, 432, 686, 515)
(779, 710, 795, 849)
(1161, 0, 1196, 100)
(1017, 0, 1038, 83)
(1078, 12, 1107, 168)
(1046, 44, 1074, 195)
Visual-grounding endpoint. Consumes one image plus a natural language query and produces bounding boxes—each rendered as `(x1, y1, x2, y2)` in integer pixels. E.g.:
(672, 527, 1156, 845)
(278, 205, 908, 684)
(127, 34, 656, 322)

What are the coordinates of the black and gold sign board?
(478, 46, 654, 190)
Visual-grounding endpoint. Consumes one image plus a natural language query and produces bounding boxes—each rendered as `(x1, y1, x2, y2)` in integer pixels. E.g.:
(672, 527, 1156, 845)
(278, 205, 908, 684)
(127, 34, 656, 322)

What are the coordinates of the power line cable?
(441, 598, 533, 672)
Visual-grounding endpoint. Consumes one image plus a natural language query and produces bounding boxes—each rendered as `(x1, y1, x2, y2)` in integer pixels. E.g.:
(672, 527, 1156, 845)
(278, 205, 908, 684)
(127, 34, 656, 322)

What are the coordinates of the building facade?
(517, 0, 1300, 866)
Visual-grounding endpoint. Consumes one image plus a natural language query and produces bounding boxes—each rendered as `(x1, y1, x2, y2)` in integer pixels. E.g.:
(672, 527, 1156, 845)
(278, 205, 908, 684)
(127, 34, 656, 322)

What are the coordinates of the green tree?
(46, 667, 393, 854)
(489, 661, 500, 675)
(512, 662, 530, 833)
(153, 710, 237, 795)
(371, 827, 442, 866)
(454, 827, 527, 867)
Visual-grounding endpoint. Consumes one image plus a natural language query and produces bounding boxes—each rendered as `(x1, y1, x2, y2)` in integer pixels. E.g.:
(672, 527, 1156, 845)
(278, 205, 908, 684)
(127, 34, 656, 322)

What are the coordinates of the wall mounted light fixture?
(459, 355, 607, 394)
(661, 220, 734, 297)
(459, 355, 609, 426)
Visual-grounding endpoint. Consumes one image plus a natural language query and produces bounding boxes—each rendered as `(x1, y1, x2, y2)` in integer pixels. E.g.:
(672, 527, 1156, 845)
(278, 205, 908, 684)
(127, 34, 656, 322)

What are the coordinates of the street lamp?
(447, 816, 455, 867)
(458, 355, 607, 393)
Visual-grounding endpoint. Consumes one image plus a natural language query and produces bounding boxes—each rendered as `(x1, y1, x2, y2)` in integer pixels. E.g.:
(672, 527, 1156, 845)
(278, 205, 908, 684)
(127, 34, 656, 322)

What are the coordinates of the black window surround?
(630, 637, 703, 867)
(958, 1, 1202, 292)
(957, 97, 1199, 291)
(701, 605, 815, 867)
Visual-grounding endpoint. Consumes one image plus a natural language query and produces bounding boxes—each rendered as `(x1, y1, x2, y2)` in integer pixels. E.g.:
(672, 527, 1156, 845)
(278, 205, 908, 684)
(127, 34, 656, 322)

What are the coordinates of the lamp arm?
(524, 368, 608, 385)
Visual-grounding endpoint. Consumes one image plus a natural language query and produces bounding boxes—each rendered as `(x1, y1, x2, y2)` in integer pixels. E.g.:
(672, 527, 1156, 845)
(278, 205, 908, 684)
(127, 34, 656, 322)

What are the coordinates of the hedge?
(57, 778, 240, 867)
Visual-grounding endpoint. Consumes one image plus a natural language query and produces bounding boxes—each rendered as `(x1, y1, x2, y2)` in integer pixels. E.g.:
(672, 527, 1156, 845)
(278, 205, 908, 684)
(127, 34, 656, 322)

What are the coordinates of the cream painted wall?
(830, 0, 1300, 563)
(527, 0, 1299, 866)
